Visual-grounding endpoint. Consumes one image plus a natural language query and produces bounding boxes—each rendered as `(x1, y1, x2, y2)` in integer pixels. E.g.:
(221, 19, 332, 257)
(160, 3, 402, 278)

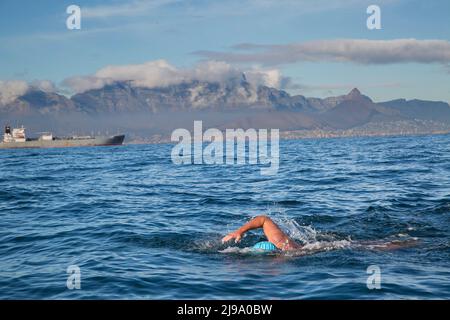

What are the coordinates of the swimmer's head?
(253, 241, 277, 251)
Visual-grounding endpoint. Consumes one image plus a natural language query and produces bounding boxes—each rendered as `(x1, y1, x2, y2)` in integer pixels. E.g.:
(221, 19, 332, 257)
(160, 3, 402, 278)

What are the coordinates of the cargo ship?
(0, 125, 125, 149)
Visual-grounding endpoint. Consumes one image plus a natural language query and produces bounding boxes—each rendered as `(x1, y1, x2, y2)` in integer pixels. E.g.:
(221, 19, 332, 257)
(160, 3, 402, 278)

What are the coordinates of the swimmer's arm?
(222, 215, 300, 250)
(222, 216, 267, 243)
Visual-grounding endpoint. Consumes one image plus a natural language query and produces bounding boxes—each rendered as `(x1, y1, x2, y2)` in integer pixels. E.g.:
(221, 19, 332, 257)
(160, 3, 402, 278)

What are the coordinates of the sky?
(0, 0, 449, 102)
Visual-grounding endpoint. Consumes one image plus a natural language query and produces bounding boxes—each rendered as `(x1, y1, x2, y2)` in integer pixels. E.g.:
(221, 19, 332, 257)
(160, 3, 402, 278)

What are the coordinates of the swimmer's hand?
(221, 231, 242, 244)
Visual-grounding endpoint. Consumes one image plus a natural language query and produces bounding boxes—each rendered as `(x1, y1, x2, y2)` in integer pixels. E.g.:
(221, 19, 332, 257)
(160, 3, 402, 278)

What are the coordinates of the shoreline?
(126, 130, 450, 145)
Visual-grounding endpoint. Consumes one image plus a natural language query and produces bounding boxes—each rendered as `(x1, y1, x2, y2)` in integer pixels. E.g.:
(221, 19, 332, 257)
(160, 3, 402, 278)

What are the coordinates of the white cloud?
(245, 68, 281, 88)
(0, 79, 58, 105)
(63, 76, 115, 94)
(31, 80, 56, 92)
(63, 60, 283, 93)
(0, 80, 29, 105)
(195, 39, 450, 66)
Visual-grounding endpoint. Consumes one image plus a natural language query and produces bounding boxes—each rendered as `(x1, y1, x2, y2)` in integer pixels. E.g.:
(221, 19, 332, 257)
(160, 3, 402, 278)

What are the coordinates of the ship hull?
(0, 135, 125, 149)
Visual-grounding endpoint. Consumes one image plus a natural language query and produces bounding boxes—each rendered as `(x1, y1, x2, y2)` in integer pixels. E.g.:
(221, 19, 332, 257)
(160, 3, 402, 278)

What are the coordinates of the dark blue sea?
(0, 134, 449, 299)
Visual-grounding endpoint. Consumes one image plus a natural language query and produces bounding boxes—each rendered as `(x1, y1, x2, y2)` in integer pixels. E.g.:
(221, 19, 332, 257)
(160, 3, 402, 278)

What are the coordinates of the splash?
(275, 217, 352, 255)
(213, 205, 419, 256)
(217, 208, 353, 256)
(274, 217, 318, 244)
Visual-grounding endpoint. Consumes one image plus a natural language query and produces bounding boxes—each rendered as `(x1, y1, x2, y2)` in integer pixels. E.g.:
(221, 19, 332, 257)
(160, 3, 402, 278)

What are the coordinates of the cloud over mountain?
(63, 60, 283, 93)
(195, 39, 450, 67)
(0, 80, 30, 105)
(0, 80, 57, 106)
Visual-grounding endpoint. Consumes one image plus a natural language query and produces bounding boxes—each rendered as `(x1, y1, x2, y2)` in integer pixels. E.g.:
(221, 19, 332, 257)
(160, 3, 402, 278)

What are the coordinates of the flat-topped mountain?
(1, 77, 449, 136)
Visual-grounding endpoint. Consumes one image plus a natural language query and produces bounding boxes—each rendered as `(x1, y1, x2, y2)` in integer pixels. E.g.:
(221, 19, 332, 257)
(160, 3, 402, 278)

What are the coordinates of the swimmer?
(221, 215, 419, 252)
(222, 215, 301, 251)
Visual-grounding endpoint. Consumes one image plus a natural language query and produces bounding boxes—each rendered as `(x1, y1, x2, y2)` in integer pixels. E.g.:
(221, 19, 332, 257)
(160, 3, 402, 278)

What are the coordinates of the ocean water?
(0, 134, 449, 299)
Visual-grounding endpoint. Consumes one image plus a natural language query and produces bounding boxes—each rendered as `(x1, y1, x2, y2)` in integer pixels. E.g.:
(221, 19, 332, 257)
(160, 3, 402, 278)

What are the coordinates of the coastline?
(126, 129, 450, 145)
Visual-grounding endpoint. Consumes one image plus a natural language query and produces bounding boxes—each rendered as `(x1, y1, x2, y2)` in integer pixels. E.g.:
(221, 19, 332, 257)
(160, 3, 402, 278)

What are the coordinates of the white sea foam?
(219, 247, 259, 254)
(301, 239, 352, 251)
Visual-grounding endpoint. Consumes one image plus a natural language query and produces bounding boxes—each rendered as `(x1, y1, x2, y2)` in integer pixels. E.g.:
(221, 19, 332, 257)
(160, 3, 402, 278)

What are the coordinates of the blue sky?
(0, 0, 449, 102)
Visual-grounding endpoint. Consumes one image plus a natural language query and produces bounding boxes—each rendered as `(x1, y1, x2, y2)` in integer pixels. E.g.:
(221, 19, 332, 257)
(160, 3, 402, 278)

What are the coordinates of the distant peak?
(348, 88, 361, 97)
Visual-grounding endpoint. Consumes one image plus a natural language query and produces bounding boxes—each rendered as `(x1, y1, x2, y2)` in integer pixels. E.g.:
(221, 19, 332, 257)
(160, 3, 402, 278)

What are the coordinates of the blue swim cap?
(253, 241, 277, 251)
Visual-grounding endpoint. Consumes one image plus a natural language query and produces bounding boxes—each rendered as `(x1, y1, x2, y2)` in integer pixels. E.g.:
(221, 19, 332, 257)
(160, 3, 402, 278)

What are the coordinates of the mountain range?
(1, 75, 450, 139)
